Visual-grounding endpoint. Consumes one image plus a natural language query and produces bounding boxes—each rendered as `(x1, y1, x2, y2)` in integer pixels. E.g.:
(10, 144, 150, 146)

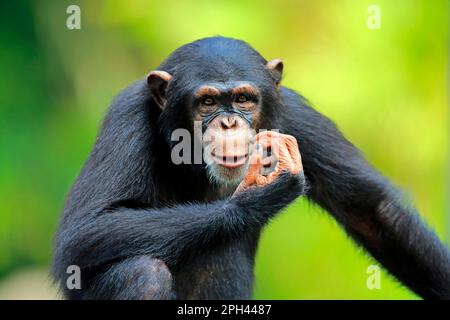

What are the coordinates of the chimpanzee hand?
(235, 131, 303, 192)
(233, 131, 305, 215)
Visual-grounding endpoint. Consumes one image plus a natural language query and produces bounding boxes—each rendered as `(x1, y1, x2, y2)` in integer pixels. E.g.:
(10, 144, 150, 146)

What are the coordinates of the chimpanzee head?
(147, 37, 284, 186)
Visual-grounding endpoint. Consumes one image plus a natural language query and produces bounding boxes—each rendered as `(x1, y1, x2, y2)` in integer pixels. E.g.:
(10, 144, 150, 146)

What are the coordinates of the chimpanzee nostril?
(229, 117, 237, 128)
(220, 119, 228, 130)
(221, 116, 238, 129)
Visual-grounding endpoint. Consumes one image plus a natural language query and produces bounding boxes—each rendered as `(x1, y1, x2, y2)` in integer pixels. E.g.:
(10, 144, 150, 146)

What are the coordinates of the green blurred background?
(0, 0, 448, 299)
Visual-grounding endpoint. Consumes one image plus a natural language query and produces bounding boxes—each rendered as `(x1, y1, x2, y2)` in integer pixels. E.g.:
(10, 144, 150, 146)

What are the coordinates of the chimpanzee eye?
(202, 97, 215, 106)
(237, 94, 248, 103)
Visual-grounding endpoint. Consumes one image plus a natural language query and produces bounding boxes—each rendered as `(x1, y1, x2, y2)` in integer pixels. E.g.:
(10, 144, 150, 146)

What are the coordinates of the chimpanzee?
(52, 36, 450, 300)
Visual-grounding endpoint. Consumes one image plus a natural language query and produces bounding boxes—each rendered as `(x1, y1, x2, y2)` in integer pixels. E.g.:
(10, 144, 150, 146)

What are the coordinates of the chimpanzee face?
(147, 52, 283, 187)
(190, 81, 261, 186)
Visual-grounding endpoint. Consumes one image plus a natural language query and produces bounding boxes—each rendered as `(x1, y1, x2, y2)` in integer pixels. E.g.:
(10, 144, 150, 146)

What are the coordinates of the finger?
(255, 175, 268, 186)
(244, 148, 263, 184)
(256, 132, 298, 174)
(276, 139, 294, 172)
(282, 134, 302, 173)
(256, 135, 293, 175)
(256, 135, 281, 160)
(255, 130, 282, 140)
(255, 136, 276, 151)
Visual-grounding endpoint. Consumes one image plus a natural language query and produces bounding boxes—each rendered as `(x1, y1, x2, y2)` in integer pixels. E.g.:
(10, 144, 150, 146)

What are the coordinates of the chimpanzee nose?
(221, 116, 238, 130)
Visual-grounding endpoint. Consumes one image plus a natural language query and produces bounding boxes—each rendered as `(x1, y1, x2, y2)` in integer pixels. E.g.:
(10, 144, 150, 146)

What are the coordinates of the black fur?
(52, 37, 450, 300)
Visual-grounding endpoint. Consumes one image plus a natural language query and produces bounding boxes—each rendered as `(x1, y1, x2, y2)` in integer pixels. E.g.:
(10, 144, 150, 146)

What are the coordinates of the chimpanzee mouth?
(211, 151, 249, 168)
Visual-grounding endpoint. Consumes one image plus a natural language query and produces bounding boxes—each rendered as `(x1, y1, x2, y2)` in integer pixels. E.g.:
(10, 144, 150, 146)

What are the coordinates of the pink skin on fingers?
(234, 144, 265, 193)
(234, 132, 303, 195)
(257, 134, 294, 174)
(281, 134, 302, 174)
(255, 131, 303, 177)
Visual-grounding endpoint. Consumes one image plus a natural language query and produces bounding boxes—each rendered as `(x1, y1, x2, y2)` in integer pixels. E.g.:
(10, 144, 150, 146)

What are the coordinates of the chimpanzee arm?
(54, 172, 303, 275)
(281, 87, 450, 299)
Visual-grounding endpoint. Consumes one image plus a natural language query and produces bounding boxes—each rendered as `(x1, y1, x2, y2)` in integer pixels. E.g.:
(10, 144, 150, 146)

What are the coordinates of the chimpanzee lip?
(211, 152, 249, 168)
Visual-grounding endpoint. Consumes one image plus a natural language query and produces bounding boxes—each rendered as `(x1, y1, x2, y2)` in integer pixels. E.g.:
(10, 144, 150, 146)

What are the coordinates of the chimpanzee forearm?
(282, 88, 450, 299)
(55, 172, 304, 274)
(308, 151, 450, 298)
(363, 187, 450, 299)
(316, 170, 450, 299)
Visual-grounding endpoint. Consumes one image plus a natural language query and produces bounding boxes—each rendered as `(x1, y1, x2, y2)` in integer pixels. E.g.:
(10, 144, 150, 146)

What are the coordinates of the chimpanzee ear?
(265, 59, 283, 88)
(147, 71, 173, 109)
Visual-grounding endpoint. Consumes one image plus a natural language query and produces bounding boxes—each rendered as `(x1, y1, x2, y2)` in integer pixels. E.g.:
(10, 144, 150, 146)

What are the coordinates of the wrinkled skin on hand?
(234, 131, 303, 194)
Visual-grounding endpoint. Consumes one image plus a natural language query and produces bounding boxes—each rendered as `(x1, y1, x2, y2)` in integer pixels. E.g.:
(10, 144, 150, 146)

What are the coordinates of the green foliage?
(0, 0, 447, 299)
